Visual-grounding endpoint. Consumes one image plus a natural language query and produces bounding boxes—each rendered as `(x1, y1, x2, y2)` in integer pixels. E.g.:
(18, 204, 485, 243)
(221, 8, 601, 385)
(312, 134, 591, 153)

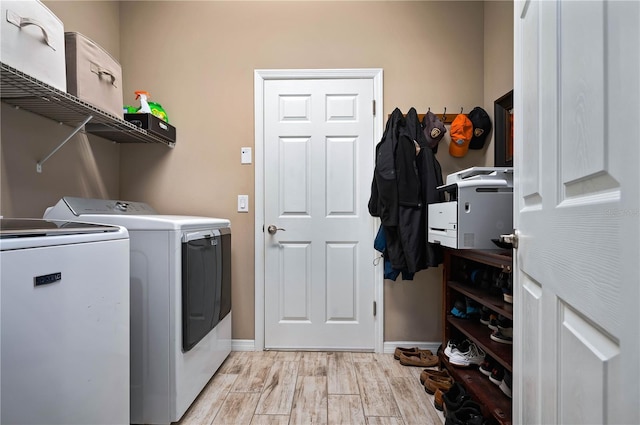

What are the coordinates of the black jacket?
(369, 108, 443, 274)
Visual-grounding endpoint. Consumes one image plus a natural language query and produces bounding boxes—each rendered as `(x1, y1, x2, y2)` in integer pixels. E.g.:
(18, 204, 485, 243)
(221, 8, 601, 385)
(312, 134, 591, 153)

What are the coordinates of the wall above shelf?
(0, 62, 175, 148)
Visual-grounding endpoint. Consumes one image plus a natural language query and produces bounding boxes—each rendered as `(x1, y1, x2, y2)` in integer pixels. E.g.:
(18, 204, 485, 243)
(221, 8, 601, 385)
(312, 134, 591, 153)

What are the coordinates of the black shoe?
(478, 354, 494, 377)
(465, 297, 480, 318)
(451, 299, 468, 318)
(442, 383, 471, 416)
(488, 314, 511, 331)
(489, 366, 504, 385)
(479, 268, 493, 291)
(479, 306, 491, 325)
(445, 407, 485, 425)
(445, 400, 482, 420)
(490, 329, 513, 345)
(499, 371, 512, 398)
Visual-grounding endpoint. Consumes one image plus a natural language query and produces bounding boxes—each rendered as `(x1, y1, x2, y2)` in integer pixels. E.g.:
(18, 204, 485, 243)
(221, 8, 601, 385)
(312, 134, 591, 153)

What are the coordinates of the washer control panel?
(62, 197, 158, 215)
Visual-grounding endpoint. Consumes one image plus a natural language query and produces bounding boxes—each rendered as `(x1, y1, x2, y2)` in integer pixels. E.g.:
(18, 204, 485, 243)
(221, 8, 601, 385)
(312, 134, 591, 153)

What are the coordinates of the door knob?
(500, 231, 519, 249)
(267, 225, 286, 235)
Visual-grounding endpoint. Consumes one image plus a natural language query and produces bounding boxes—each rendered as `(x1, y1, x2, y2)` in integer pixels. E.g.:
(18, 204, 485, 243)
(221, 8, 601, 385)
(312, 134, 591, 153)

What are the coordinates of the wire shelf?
(1, 62, 175, 147)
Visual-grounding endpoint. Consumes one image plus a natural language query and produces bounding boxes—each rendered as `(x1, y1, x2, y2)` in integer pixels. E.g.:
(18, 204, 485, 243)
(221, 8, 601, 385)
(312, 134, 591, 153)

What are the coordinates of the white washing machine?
(0, 218, 130, 425)
(45, 197, 232, 425)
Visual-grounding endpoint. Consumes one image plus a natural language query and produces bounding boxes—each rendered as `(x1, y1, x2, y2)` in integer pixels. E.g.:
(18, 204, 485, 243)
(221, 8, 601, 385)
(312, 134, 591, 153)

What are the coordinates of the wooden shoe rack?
(439, 248, 513, 425)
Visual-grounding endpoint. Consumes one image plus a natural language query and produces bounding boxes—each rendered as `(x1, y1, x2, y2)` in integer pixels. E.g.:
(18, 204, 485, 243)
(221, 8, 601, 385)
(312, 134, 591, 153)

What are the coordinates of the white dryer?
(45, 197, 232, 425)
(0, 218, 130, 425)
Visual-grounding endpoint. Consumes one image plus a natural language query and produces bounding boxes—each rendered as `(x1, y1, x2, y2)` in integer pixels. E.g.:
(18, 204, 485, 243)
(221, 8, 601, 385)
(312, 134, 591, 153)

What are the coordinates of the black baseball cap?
(468, 106, 492, 150)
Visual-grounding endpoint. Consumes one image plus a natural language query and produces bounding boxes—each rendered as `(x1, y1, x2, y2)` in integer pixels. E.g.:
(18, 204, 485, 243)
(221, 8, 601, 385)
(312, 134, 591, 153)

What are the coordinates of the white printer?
(428, 167, 513, 249)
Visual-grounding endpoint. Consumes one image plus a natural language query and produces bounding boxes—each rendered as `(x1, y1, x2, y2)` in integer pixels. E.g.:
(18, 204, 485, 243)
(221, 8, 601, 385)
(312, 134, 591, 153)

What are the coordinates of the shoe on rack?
(478, 355, 494, 377)
(419, 368, 450, 385)
(499, 371, 512, 398)
(424, 374, 454, 395)
(503, 273, 513, 304)
(479, 306, 491, 325)
(488, 271, 506, 297)
(497, 318, 513, 337)
(479, 268, 493, 291)
(469, 269, 482, 285)
(393, 346, 433, 360)
(442, 383, 471, 416)
(445, 400, 482, 420)
(490, 329, 513, 345)
(488, 314, 510, 331)
(465, 297, 480, 318)
(451, 299, 468, 319)
(489, 366, 504, 386)
(444, 339, 470, 358)
(444, 407, 485, 425)
(398, 351, 439, 367)
(448, 342, 486, 367)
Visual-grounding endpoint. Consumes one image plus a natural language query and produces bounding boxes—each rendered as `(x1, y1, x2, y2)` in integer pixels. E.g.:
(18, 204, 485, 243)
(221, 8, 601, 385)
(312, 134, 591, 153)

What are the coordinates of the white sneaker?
(443, 339, 456, 357)
(448, 342, 486, 367)
(444, 339, 470, 358)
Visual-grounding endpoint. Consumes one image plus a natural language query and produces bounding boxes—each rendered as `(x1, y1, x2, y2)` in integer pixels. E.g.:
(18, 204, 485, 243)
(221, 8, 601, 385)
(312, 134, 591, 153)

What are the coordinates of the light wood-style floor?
(177, 351, 445, 425)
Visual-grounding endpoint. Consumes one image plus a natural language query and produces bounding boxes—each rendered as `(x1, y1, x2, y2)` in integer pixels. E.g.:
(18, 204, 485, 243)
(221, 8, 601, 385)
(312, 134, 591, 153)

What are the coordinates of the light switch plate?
(241, 147, 252, 164)
(237, 195, 249, 212)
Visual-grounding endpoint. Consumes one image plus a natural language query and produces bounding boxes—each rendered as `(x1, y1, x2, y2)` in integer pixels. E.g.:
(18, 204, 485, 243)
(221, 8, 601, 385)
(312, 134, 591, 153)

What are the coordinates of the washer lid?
(0, 218, 121, 238)
(44, 197, 231, 230)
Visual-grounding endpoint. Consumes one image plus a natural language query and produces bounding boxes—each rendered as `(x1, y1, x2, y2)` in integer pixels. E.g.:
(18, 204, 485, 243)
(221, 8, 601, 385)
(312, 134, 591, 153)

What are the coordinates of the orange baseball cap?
(449, 114, 474, 157)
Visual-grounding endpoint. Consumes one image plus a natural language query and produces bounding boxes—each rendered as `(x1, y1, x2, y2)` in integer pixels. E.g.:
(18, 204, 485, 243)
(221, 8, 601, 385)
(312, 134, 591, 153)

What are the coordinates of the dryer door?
(181, 230, 221, 352)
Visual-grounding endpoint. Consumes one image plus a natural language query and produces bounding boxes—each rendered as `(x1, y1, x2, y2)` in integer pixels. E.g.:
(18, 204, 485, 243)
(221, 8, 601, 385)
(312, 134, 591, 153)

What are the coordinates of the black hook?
(428, 106, 430, 112)
(461, 107, 464, 114)
(442, 107, 446, 121)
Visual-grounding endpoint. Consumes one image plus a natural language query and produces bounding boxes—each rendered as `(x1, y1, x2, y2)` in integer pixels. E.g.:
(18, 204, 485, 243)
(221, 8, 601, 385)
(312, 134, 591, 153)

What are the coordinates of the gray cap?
(422, 111, 447, 149)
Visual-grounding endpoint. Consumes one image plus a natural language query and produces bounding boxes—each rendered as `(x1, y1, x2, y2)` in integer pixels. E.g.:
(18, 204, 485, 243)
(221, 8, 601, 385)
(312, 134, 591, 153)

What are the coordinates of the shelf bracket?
(36, 115, 93, 173)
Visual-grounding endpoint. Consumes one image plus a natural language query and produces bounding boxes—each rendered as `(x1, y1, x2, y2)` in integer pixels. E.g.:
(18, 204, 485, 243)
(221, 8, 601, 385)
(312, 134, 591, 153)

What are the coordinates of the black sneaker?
(503, 273, 513, 303)
(489, 366, 504, 385)
(488, 315, 500, 331)
(499, 371, 512, 398)
(489, 315, 511, 331)
(479, 268, 493, 291)
(451, 299, 468, 318)
(498, 317, 513, 334)
(479, 306, 491, 325)
(479, 355, 494, 377)
(490, 329, 513, 345)
(465, 297, 480, 318)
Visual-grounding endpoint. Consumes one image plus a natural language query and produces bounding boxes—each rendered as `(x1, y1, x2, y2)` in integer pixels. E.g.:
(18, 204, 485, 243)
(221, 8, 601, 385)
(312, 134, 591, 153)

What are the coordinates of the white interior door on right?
(514, 1, 639, 424)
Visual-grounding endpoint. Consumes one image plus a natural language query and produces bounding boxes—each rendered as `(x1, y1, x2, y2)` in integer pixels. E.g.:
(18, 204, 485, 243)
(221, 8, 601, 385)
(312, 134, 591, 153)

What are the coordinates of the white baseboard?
(383, 341, 442, 355)
(232, 339, 442, 354)
(231, 339, 256, 351)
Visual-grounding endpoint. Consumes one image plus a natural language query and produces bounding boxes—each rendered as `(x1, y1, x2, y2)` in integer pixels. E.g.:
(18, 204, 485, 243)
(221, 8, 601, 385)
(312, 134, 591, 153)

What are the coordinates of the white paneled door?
(514, 1, 639, 424)
(262, 77, 376, 350)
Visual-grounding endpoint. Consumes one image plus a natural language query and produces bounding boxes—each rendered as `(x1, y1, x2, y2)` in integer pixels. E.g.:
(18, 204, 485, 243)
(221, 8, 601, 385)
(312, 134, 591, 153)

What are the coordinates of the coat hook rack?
(390, 107, 470, 124)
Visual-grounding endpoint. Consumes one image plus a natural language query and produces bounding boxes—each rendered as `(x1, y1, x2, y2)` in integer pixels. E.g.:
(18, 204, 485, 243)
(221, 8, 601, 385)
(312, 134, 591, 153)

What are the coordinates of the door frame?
(254, 68, 384, 352)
